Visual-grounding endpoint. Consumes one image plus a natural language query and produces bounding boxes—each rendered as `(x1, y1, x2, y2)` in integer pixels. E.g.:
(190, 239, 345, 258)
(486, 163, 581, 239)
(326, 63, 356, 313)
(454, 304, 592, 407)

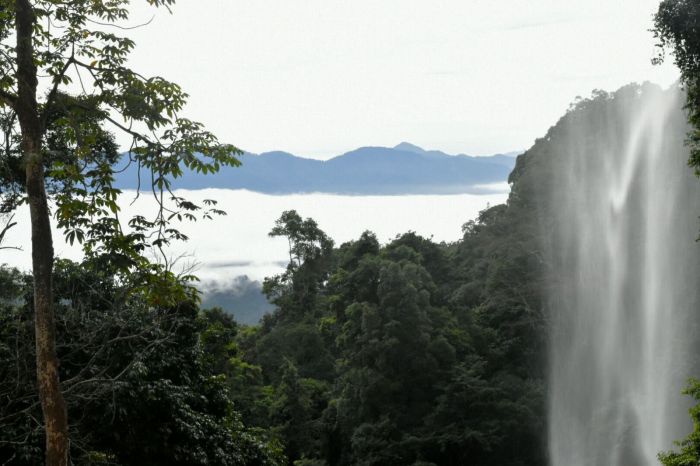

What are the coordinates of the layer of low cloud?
(0, 189, 507, 281)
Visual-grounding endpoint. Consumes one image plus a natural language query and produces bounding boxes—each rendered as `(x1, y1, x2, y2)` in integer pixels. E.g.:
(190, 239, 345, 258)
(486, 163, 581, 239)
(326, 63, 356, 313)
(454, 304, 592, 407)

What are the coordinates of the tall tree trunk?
(15, 1, 69, 465)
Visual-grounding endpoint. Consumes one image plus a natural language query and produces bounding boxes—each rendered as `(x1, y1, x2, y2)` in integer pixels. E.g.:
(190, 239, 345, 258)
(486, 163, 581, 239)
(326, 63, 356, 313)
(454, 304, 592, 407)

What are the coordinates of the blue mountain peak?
(393, 142, 427, 154)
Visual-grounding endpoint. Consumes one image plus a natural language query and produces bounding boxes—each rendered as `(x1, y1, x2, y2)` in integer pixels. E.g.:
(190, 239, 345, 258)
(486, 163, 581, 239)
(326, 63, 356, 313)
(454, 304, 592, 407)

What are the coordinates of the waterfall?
(547, 84, 700, 465)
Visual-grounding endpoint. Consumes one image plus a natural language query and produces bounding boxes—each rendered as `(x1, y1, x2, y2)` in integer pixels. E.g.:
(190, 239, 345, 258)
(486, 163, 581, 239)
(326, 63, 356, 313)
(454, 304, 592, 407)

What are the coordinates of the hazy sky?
(123, 0, 679, 159)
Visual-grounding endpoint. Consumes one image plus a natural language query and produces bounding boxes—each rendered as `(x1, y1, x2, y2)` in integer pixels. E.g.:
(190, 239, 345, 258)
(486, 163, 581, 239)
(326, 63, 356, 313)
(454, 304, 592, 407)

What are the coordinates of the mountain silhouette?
(114, 143, 519, 195)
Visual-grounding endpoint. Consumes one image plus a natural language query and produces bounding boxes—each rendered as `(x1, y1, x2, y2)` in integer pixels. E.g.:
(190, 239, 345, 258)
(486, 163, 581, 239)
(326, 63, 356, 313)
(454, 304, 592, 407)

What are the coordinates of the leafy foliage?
(0, 0, 243, 305)
(659, 379, 700, 466)
(227, 200, 547, 466)
(0, 262, 285, 466)
(653, 0, 700, 174)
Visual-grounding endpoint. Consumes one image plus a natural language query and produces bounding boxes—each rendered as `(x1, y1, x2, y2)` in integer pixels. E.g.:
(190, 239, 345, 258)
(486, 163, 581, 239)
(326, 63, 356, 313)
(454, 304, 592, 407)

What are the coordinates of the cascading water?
(547, 84, 700, 465)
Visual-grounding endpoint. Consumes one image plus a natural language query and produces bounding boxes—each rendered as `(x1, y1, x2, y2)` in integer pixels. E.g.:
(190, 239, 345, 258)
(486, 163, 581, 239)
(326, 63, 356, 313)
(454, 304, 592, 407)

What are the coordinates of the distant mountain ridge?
(114, 143, 520, 195)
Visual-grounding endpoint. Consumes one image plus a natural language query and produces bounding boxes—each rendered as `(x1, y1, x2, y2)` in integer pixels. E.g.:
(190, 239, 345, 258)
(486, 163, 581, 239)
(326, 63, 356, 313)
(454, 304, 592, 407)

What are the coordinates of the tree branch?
(41, 50, 75, 132)
(0, 89, 17, 109)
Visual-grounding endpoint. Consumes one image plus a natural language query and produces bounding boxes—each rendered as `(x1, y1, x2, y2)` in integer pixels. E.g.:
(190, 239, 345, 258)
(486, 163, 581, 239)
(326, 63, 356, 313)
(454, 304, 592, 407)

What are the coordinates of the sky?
(117, 0, 680, 159)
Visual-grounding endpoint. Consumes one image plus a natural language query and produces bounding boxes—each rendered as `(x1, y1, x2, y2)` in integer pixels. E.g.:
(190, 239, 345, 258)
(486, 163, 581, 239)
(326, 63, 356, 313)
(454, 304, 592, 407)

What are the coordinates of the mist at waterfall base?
(545, 84, 700, 465)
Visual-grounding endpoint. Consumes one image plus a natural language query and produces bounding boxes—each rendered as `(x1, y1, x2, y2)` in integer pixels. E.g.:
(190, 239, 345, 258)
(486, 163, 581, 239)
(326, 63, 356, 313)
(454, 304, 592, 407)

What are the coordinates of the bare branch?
(0, 214, 20, 251)
(86, 15, 155, 30)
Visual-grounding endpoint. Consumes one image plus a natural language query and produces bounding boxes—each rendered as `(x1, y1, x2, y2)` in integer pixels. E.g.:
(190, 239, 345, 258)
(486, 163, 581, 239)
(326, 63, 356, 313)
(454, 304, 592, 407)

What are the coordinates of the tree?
(653, 0, 700, 173)
(658, 379, 700, 465)
(331, 253, 452, 465)
(264, 210, 334, 315)
(239, 210, 549, 465)
(0, 2, 239, 464)
(269, 359, 325, 462)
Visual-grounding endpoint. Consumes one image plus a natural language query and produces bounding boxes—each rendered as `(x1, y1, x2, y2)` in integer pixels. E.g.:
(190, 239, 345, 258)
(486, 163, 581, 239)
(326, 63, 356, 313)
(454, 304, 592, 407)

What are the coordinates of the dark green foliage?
(0, 262, 284, 466)
(264, 210, 335, 320)
(653, 0, 700, 174)
(332, 257, 447, 464)
(659, 379, 700, 465)
(230, 200, 547, 465)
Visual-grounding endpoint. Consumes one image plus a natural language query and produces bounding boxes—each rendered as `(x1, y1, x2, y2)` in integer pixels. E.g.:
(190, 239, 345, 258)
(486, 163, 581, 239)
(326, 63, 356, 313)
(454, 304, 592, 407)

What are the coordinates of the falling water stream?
(547, 85, 700, 465)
